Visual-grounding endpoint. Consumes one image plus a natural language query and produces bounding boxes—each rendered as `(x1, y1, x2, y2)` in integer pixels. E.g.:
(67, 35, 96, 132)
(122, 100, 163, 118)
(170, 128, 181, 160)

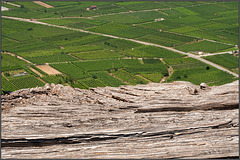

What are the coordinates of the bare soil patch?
(33, 1, 54, 8)
(36, 65, 61, 75)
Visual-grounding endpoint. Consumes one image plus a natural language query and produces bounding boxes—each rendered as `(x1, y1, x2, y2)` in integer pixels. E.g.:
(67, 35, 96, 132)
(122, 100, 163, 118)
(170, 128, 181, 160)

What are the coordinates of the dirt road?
(4, 52, 33, 64)
(199, 51, 233, 57)
(3, 2, 20, 7)
(2, 15, 238, 78)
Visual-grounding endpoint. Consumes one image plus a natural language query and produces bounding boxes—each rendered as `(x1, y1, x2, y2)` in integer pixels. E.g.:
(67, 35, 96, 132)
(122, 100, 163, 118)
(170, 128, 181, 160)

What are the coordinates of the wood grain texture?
(1, 81, 239, 159)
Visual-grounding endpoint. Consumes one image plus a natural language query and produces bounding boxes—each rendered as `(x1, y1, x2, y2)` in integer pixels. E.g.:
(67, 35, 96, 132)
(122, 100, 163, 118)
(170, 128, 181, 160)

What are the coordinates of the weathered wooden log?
(1, 81, 239, 159)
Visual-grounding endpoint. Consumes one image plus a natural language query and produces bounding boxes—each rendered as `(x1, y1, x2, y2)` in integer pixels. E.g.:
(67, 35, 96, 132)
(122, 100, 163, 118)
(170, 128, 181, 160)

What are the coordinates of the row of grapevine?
(8, 75, 45, 89)
(1, 76, 19, 92)
(112, 69, 148, 85)
(203, 54, 238, 70)
(25, 54, 78, 64)
(90, 71, 125, 87)
(139, 72, 164, 83)
(50, 63, 90, 79)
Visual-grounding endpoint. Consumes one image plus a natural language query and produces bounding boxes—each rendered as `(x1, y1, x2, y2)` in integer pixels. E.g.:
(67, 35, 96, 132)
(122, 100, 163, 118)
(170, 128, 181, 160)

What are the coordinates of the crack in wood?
(2, 120, 236, 148)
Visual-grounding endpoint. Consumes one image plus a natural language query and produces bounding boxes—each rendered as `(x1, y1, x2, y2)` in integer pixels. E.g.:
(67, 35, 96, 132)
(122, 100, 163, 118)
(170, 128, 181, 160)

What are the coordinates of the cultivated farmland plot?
(8, 75, 45, 89)
(203, 54, 239, 72)
(1, 0, 238, 93)
(175, 40, 233, 53)
(1, 76, 19, 92)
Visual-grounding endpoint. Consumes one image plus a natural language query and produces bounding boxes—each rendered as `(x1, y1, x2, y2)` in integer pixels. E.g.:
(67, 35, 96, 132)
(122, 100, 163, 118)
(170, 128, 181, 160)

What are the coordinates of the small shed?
(155, 18, 165, 22)
(13, 72, 27, 77)
(86, 5, 97, 10)
(193, 51, 204, 55)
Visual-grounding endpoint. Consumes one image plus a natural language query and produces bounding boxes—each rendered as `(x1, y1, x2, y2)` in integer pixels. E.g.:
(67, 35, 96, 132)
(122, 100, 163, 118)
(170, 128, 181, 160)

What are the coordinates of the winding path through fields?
(2, 16, 238, 78)
(4, 52, 33, 64)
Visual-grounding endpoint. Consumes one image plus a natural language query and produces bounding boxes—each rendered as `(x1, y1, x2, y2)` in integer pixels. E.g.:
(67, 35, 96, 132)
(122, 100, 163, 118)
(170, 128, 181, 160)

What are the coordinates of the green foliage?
(2, 7, 57, 19)
(114, 1, 147, 6)
(5, 40, 58, 54)
(143, 58, 161, 64)
(136, 31, 198, 47)
(94, 4, 129, 14)
(139, 72, 164, 83)
(103, 38, 141, 50)
(165, 56, 237, 86)
(137, 21, 171, 30)
(71, 81, 89, 89)
(185, 29, 238, 45)
(40, 18, 105, 28)
(73, 59, 124, 71)
(50, 63, 90, 79)
(123, 45, 183, 58)
(170, 16, 207, 25)
(22, 66, 40, 77)
(90, 71, 125, 87)
(125, 63, 169, 76)
(170, 26, 199, 34)
(1, 54, 28, 68)
(41, 75, 68, 84)
(203, 54, 239, 70)
(1, 2, 17, 8)
(173, 7, 198, 16)
(71, 49, 122, 60)
(164, 57, 206, 70)
(186, 3, 230, 19)
(1, 66, 23, 72)
(25, 54, 78, 64)
(79, 78, 106, 88)
(9, 75, 45, 89)
(4, 72, 10, 77)
(168, 67, 236, 86)
(54, 34, 108, 47)
(112, 69, 148, 85)
(130, 11, 167, 21)
(66, 22, 96, 29)
(12, 1, 45, 10)
(43, 1, 81, 7)
(121, 1, 177, 11)
(27, 28, 33, 31)
(2, 1, 238, 90)
(175, 41, 233, 53)
(94, 13, 147, 24)
(87, 22, 131, 35)
(1, 76, 19, 92)
(2, 19, 73, 41)
(113, 26, 158, 38)
(162, 8, 186, 18)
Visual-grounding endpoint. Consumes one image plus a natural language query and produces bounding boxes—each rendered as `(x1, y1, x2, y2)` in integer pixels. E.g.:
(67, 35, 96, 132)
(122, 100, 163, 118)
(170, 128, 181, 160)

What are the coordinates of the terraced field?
(175, 41, 233, 53)
(1, 1, 238, 93)
(164, 57, 237, 86)
(203, 54, 239, 74)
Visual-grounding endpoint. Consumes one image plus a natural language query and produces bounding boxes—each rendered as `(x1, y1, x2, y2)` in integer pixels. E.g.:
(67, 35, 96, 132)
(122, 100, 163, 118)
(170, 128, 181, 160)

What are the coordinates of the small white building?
(13, 72, 27, 77)
(1, 6, 9, 11)
(155, 18, 165, 22)
(193, 51, 204, 55)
